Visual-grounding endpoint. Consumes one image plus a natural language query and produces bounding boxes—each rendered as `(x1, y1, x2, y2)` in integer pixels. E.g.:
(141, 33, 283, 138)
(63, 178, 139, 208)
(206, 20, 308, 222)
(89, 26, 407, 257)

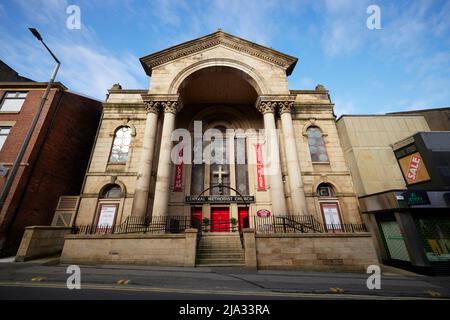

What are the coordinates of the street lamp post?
(0, 28, 60, 209)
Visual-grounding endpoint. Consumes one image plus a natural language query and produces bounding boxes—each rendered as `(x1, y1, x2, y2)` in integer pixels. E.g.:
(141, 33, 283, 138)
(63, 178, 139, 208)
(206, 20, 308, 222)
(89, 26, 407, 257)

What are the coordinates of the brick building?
(0, 79, 102, 256)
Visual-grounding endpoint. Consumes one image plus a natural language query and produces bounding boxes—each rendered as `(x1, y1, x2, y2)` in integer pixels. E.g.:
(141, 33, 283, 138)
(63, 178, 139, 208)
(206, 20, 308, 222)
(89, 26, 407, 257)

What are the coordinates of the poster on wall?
(398, 152, 431, 185)
(320, 203, 342, 230)
(97, 204, 117, 227)
(255, 144, 266, 190)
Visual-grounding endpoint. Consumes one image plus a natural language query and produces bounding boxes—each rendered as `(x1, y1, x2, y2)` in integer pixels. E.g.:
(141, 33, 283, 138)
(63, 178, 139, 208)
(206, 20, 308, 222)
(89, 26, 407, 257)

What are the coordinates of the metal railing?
(71, 216, 191, 235)
(252, 215, 367, 234)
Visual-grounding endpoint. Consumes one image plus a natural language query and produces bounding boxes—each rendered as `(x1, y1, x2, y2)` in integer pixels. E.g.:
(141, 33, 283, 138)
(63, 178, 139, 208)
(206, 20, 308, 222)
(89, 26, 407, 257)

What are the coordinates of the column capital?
(141, 93, 181, 114)
(161, 101, 180, 114)
(255, 95, 296, 115)
(278, 101, 295, 115)
(256, 101, 277, 114)
(144, 101, 160, 114)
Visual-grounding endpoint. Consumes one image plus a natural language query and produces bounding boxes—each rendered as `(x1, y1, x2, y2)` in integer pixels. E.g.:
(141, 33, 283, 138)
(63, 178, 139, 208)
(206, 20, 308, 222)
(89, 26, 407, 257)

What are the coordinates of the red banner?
(255, 144, 266, 190)
(173, 148, 183, 192)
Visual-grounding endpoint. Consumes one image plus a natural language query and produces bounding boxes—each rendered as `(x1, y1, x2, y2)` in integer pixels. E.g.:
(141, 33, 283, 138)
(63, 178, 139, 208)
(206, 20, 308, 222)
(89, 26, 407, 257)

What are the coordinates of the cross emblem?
(213, 165, 228, 185)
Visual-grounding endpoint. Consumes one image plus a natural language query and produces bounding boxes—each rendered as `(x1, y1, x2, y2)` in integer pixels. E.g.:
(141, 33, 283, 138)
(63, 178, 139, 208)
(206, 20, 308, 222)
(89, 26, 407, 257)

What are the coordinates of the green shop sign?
(405, 190, 430, 206)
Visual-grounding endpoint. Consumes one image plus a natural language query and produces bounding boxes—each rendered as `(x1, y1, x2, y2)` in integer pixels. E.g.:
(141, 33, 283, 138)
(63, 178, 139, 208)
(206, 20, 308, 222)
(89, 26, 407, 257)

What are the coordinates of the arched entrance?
(175, 65, 262, 233)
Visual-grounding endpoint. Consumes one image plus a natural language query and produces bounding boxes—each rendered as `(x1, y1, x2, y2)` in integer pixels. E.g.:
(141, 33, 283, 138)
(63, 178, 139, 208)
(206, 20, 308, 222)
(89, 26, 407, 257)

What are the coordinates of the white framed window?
(0, 92, 28, 112)
(0, 127, 11, 150)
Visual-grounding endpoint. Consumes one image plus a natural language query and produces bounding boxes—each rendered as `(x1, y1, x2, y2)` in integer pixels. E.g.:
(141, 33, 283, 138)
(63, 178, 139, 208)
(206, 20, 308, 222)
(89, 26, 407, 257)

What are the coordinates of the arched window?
(100, 184, 123, 198)
(109, 127, 132, 163)
(307, 126, 329, 162)
(209, 126, 230, 195)
(317, 183, 335, 197)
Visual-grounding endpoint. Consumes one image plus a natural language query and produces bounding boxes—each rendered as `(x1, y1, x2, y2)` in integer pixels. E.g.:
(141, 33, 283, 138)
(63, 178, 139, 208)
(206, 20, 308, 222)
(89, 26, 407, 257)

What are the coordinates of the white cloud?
(318, 0, 370, 57)
(0, 0, 147, 100)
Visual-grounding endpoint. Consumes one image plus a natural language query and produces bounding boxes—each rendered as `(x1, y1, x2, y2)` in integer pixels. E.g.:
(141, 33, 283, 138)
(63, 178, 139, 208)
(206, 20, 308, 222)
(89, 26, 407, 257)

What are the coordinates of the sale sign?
(173, 148, 183, 192)
(255, 144, 266, 190)
(398, 152, 430, 185)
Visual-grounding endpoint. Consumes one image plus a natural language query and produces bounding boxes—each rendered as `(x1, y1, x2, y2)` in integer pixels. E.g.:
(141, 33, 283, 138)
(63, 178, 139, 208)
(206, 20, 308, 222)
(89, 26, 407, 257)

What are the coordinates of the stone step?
(197, 252, 244, 259)
(196, 258, 245, 265)
(198, 248, 243, 253)
(199, 241, 241, 245)
(199, 244, 242, 248)
(196, 263, 245, 267)
(199, 238, 242, 242)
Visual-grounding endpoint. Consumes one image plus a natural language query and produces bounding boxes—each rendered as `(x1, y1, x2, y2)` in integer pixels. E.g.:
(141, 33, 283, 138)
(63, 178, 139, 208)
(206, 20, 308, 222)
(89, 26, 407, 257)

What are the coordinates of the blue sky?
(0, 0, 449, 116)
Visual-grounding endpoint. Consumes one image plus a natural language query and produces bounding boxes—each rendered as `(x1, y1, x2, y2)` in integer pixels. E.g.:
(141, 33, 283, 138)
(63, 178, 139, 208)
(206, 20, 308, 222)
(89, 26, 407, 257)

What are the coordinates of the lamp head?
(29, 28, 43, 41)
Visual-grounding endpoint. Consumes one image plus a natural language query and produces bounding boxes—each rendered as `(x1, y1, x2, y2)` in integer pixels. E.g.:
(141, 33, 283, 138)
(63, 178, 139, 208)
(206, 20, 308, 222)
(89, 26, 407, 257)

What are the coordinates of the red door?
(238, 207, 249, 229)
(191, 208, 202, 229)
(211, 207, 230, 232)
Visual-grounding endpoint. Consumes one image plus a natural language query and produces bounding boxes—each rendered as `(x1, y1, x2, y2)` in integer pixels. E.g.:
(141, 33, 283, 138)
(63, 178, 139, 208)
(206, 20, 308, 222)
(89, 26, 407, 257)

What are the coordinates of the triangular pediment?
(140, 30, 298, 76)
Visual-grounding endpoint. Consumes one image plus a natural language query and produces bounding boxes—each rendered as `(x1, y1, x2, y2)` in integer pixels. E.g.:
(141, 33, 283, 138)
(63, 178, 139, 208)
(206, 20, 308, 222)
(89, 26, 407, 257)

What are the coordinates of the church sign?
(185, 195, 255, 204)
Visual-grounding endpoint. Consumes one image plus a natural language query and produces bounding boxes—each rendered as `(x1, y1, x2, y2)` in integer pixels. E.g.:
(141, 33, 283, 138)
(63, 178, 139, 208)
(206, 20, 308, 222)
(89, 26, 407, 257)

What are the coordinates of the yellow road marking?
(0, 281, 445, 300)
(117, 279, 130, 285)
(425, 290, 441, 298)
(31, 277, 46, 282)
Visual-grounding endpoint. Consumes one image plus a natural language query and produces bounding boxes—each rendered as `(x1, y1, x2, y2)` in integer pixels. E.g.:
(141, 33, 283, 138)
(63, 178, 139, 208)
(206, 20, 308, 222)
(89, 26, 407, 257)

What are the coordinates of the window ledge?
(312, 162, 330, 165)
(0, 111, 21, 114)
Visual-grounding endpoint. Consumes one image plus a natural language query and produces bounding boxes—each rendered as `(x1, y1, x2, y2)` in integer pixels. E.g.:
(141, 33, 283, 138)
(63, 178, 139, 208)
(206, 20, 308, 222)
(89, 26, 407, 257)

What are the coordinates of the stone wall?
(15, 226, 72, 262)
(336, 115, 430, 197)
(244, 229, 379, 271)
(60, 229, 197, 266)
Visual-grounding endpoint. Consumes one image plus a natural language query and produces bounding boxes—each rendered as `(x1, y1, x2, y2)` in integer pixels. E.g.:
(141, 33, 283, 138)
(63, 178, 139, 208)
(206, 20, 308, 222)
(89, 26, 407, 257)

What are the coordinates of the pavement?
(0, 255, 449, 300)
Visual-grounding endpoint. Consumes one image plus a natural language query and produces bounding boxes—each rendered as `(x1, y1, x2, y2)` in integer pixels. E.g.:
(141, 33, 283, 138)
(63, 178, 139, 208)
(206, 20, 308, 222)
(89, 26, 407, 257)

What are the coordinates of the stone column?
(256, 100, 287, 215)
(279, 101, 308, 215)
(131, 102, 160, 217)
(152, 101, 179, 217)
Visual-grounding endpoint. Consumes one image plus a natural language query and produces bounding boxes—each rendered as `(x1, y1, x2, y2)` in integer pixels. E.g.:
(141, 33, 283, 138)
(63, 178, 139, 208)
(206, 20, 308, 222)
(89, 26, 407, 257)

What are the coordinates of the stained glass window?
(235, 135, 249, 195)
(109, 127, 132, 163)
(307, 127, 329, 162)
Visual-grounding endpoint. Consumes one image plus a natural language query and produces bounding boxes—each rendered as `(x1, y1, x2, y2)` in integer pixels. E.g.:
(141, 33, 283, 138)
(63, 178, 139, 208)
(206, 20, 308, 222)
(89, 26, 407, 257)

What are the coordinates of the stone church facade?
(74, 30, 361, 232)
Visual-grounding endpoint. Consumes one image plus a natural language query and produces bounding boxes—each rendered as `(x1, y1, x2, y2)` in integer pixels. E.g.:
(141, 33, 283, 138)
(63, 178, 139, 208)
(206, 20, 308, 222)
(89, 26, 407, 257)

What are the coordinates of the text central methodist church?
(74, 30, 361, 232)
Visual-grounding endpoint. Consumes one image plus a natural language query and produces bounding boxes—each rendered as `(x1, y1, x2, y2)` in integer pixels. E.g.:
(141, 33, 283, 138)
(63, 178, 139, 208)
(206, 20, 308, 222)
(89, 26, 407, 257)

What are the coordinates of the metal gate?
(379, 221, 411, 262)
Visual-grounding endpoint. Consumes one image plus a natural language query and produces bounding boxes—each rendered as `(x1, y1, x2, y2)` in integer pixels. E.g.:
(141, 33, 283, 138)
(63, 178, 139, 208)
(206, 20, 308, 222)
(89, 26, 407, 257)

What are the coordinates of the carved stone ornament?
(278, 101, 294, 114)
(162, 101, 179, 114)
(257, 101, 276, 114)
(145, 101, 160, 114)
